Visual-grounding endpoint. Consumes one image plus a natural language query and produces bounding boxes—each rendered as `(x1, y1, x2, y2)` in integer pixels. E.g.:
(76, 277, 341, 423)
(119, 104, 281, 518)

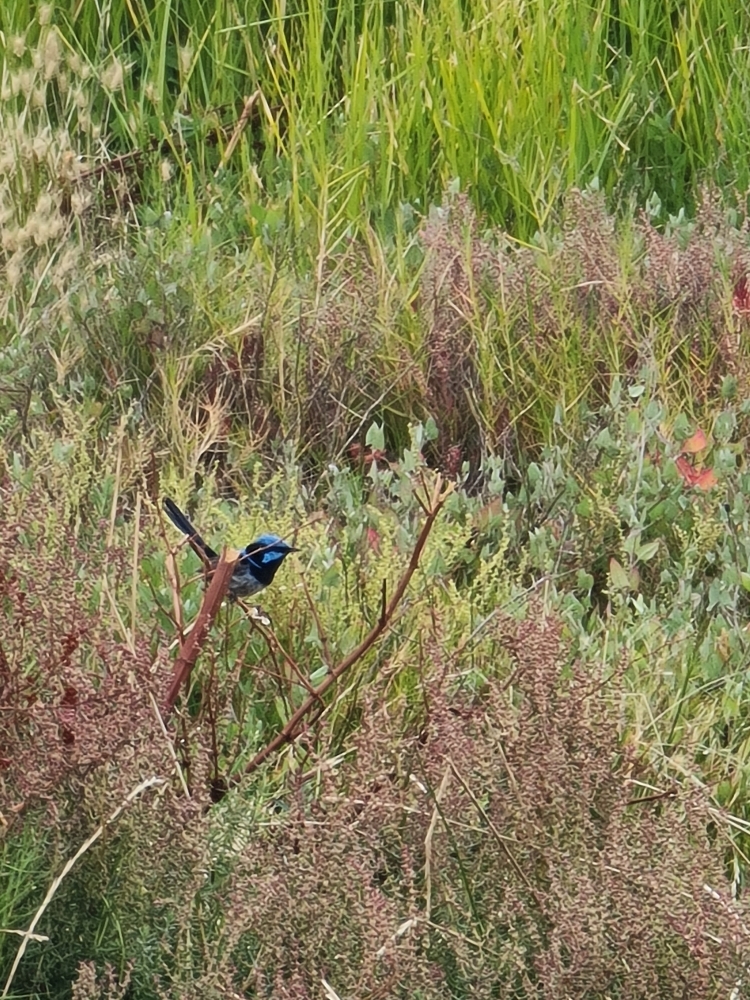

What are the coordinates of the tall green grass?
(2, 0, 750, 241)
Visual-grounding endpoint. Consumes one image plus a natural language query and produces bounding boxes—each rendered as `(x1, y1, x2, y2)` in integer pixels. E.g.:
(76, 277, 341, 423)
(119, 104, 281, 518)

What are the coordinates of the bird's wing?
(163, 497, 218, 560)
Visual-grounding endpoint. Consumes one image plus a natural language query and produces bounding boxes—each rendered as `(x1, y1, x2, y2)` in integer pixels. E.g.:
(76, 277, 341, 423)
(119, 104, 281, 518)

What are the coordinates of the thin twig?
(1, 776, 165, 999)
(149, 692, 191, 798)
(214, 91, 260, 176)
(448, 758, 542, 904)
(425, 766, 452, 922)
(244, 476, 452, 775)
(250, 617, 322, 700)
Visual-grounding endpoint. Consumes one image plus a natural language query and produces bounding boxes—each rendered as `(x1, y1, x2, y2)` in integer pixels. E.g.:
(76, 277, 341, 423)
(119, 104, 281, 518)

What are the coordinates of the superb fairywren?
(163, 497, 297, 599)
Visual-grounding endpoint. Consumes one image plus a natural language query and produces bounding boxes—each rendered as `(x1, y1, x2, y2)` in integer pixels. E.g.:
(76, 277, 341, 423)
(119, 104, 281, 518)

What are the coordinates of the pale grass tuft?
(178, 44, 193, 79)
(67, 50, 89, 79)
(70, 188, 92, 216)
(100, 57, 125, 92)
(31, 130, 51, 161)
(67, 50, 82, 76)
(2, 225, 21, 253)
(26, 190, 64, 247)
(42, 29, 62, 80)
(0, 141, 16, 176)
(15, 67, 34, 97)
(59, 148, 84, 181)
(144, 81, 159, 104)
(6, 250, 23, 287)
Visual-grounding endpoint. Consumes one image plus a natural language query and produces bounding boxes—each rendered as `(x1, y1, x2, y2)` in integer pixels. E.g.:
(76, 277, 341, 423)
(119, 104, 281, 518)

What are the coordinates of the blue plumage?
(163, 497, 297, 599)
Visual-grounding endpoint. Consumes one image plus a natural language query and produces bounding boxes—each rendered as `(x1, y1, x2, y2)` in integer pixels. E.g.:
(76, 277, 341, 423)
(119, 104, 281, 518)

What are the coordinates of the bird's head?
(241, 534, 298, 585)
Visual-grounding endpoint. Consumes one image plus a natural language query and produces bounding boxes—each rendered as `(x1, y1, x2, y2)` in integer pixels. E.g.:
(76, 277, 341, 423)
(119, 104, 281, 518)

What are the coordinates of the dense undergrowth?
(5, 1, 750, 997)
(5, 388, 750, 996)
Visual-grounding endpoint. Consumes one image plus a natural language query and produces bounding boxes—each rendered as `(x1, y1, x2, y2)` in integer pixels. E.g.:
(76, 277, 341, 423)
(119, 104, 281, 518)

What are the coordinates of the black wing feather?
(162, 497, 218, 560)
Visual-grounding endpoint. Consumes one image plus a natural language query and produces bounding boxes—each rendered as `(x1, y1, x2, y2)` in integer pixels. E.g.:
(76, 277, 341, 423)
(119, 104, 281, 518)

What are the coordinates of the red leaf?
(58, 686, 78, 747)
(675, 455, 717, 491)
(734, 276, 750, 314)
(675, 455, 698, 486)
(694, 468, 718, 491)
(61, 686, 78, 708)
(366, 527, 381, 554)
(680, 428, 707, 455)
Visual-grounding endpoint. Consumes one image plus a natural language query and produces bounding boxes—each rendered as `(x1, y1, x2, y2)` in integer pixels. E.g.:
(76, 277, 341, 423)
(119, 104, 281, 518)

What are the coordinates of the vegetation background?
(4, 0, 750, 996)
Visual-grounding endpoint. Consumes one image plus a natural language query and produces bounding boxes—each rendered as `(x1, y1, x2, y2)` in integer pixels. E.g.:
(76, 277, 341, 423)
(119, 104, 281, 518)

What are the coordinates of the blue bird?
(163, 497, 297, 599)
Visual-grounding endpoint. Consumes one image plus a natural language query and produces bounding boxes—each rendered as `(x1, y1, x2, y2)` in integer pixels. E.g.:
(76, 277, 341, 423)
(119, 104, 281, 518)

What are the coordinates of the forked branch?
(244, 474, 453, 775)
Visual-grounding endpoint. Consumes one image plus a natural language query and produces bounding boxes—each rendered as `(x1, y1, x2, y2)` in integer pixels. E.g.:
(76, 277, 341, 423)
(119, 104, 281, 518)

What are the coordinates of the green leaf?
(274, 696, 289, 725)
(609, 377, 622, 408)
(609, 557, 631, 591)
(714, 410, 736, 442)
(424, 416, 439, 441)
(637, 540, 660, 562)
(309, 665, 329, 686)
(365, 422, 385, 451)
(672, 413, 692, 441)
(338, 624, 361, 655)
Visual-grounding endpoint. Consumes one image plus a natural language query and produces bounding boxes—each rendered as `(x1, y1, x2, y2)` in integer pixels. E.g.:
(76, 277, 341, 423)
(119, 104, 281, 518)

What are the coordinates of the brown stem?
(258, 624, 322, 700)
(244, 475, 452, 775)
(162, 550, 236, 715)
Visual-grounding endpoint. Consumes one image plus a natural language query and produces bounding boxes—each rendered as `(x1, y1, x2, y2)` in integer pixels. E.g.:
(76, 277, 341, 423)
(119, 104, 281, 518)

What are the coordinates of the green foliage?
(0, 826, 50, 983)
(2, 0, 750, 245)
(2, 396, 750, 995)
(6, 1, 750, 995)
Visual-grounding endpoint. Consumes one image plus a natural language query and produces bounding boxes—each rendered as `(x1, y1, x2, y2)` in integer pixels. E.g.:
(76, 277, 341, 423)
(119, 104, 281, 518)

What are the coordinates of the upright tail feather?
(163, 497, 218, 560)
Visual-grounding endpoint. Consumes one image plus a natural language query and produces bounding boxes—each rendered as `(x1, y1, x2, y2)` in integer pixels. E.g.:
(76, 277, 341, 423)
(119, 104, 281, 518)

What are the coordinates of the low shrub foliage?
(3, 407, 750, 995)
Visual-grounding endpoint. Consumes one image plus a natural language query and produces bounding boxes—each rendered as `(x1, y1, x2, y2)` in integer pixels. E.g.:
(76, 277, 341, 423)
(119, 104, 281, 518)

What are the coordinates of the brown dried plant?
(419, 194, 497, 467)
(0, 506, 168, 821)
(299, 239, 402, 459)
(0, 482, 212, 994)
(188, 612, 750, 999)
(416, 187, 750, 449)
(2, 468, 748, 997)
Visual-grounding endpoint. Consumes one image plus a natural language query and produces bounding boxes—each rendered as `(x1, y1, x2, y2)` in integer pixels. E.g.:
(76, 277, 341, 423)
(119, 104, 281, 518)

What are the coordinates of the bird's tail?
(163, 497, 218, 560)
